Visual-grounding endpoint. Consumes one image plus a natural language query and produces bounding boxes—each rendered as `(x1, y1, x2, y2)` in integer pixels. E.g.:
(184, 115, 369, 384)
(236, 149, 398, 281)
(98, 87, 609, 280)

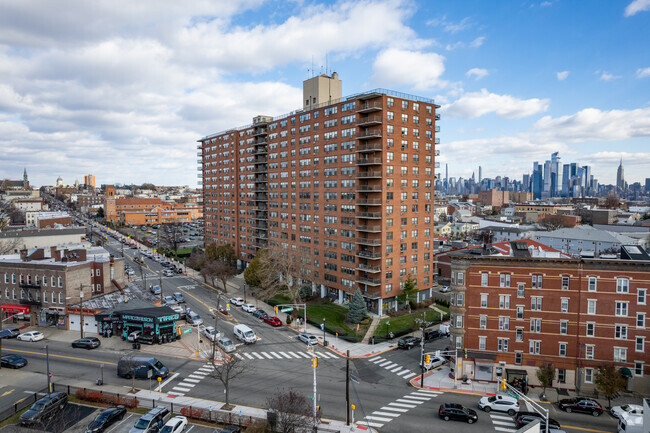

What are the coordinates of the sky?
(0, 0, 649, 188)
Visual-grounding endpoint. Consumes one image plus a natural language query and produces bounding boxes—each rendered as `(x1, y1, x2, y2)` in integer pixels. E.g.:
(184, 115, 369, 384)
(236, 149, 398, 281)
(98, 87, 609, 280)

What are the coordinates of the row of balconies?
(357, 128, 382, 140)
(356, 143, 383, 152)
(357, 170, 382, 179)
(356, 198, 382, 206)
(357, 157, 382, 165)
(356, 185, 382, 193)
(357, 102, 383, 113)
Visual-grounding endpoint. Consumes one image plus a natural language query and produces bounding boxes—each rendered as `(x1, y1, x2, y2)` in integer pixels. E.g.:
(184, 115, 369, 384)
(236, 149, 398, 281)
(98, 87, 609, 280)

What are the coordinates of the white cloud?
(445, 36, 485, 51)
(442, 89, 550, 119)
(584, 151, 650, 166)
(625, 0, 650, 16)
(469, 36, 486, 48)
(556, 71, 570, 81)
(466, 68, 489, 80)
(426, 16, 472, 33)
(599, 71, 621, 81)
(636, 67, 650, 78)
(372, 48, 446, 91)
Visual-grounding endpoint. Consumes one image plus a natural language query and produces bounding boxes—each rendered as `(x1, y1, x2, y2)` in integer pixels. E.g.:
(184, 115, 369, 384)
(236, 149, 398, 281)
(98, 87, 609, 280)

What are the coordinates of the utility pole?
(159, 269, 163, 304)
(79, 284, 85, 339)
(310, 348, 318, 430)
(346, 349, 350, 425)
(420, 332, 425, 387)
(45, 344, 51, 394)
(0, 311, 4, 369)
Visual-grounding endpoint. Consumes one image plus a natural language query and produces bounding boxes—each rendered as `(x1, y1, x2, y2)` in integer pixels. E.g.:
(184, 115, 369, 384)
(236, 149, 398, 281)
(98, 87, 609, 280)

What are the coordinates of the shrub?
(180, 407, 207, 420)
(74, 389, 139, 408)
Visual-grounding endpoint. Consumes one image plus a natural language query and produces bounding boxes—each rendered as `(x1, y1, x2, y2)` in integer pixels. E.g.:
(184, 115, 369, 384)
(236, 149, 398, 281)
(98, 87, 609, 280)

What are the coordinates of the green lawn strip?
(265, 295, 292, 307)
(305, 302, 367, 342)
(373, 308, 449, 340)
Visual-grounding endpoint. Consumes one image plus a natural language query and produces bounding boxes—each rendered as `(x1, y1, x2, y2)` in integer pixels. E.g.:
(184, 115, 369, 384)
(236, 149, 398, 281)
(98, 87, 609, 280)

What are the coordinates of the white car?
(298, 333, 318, 345)
(160, 416, 188, 433)
(241, 303, 256, 313)
(611, 404, 643, 419)
(127, 330, 141, 342)
(478, 395, 520, 415)
(17, 331, 44, 342)
(230, 297, 244, 306)
(201, 326, 222, 342)
(439, 286, 450, 293)
(420, 355, 446, 369)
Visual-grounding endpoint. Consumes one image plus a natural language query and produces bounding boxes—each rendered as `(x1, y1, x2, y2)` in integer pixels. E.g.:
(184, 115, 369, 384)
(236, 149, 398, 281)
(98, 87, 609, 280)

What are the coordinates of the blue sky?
(0, 0, 648, 187)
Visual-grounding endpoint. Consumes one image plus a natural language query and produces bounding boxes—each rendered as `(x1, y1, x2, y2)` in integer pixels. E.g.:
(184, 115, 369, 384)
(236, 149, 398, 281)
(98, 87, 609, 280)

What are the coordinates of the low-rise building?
(534, 225, 644, 256)
(25, 211, 72, 228)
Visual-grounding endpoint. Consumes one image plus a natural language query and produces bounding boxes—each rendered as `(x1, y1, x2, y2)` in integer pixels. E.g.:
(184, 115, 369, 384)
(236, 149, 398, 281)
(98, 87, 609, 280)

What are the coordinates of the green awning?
(620, 367, 633, 378)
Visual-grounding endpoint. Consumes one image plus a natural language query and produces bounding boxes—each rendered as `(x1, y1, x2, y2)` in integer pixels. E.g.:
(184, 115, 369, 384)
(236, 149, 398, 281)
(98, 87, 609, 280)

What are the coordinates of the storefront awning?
(0, 304, 31, 314)
(620, 367, 633, 378)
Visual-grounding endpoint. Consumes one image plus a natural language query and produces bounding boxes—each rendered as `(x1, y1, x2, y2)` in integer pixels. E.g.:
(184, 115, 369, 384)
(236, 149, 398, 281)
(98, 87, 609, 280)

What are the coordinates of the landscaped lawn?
(373, 306, 449, 340)
(306, 301, 369, 342)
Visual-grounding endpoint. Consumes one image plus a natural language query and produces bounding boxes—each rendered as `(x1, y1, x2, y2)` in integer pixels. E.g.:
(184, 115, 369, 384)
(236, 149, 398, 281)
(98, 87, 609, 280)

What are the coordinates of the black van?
(20, 391, 68, 426)
(117, 356, 169, 379)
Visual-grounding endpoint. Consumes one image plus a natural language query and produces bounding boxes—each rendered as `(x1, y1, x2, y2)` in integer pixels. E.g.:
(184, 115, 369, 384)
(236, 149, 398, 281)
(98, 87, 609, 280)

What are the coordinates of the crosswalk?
(168, 364, 215, 396)
(231, 350, 340, 361)
(489, 413, 519, 432)
(368, 355, 417, 379)
(361, 389, 441, 428)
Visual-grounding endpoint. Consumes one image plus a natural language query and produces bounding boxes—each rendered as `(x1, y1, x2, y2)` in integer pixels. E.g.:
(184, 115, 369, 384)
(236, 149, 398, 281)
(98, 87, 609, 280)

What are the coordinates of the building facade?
(199, 75, 440, 314)
(447, 249, 650, 394)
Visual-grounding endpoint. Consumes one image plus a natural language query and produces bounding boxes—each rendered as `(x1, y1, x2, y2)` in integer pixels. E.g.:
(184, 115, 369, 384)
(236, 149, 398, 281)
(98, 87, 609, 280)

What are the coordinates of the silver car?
(298, 333, 318, 345)
(217, 337, 236, 353)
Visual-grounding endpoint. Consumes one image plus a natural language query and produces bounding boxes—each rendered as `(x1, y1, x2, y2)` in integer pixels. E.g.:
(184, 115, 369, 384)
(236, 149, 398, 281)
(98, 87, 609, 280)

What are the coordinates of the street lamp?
(322, 318, 326, 345)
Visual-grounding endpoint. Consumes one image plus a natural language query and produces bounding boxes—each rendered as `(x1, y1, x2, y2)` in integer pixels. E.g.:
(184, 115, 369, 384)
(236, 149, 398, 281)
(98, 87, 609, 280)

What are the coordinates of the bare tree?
(0, 237, 23, 255)
(266, 389, 316, 433)
(207, 353, 249, 410)
(213, 259, 236, 294)
(120, 352, 144, 393)
(200, 259, 220, 287)
(256, 244, 306, 303)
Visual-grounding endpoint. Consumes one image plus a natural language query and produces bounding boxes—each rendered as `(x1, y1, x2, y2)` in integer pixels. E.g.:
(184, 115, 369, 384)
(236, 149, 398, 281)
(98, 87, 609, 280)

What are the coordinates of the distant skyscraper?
(645, 178, 650, 193)
(478, 166, 482, 183)
(617, 158, 625, 191)
(446, 163, 449, 193)
(532, 162, 543, 199)
(542, 152, 560, 198)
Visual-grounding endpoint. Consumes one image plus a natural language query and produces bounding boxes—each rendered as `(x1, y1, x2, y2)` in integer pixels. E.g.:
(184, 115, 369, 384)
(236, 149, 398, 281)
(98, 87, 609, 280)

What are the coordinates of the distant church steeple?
(23, 168, 28, 189)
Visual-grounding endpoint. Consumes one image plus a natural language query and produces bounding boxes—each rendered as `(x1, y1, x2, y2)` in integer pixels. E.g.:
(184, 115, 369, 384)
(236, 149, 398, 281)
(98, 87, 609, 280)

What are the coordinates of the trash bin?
(132, 343, 138, 349)
(96, 379, 103, 386)
(323, 340, 328, 347)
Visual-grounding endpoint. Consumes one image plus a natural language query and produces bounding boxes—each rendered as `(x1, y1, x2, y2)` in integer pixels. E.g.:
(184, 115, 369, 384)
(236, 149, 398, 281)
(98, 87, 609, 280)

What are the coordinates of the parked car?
(217, 337, 236, 353)
(252, 310, 268, 320)
(298, 333, 318, 345)
(150, 285, 161, 295)
(163, 295, 177, 306)
(160, 416, 188, 433)
(438, 403, 478, 423)
(1, 354, 28, 369)
(20, 391, 67, 426)
(241, 303, 256, 313)
(72, 337, 101, 349)
(85, 405, 127, 432)
(169, 304, 186, 319)
(264, 316, 283, 327)
(230, 297, 244, 306)
(173, 292, 185, 303)
(514, 411, 564, 432)
(17, 331, 44, 342)
(202, 326, 222, 342)
(213, 426, 241, 433)
(439, 286, 450, 293)
(420, 355, 446, 369)
(423, 328, 446, 341)
(127, 330, 142, 342)
(163, 269, 174, 277)
(397, 336, 420, 349)
(0, 327, 20, 339)
(558, 398, 603, 416)
(129, 406, 171, 433)
(611, 404, 643, 419)
(478, 395, 520, 415)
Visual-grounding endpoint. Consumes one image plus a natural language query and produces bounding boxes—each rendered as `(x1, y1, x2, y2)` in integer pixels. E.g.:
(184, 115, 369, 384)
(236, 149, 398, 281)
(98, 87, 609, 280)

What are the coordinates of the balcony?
(254, 186, 268, 192)
(357, 212, 382, 219)
(252, 195, 268, 202)
(356, 238, 381, 246)
(356, 199, 382, 206)
(357, 185, 382, 193)
(254, 148, 268, 155)
(435, 162, 440, 168)
(435, 125, 440, 132)
(435, 113, 441, 120)
(357, 263, 381, 273)
(197, 152, 202, 157)
(20, 298, 42, 306)
(356, 143, 383, 153)
(357, 157, 382, 166)
(252, 214, 268, 220)
(19, 283, 41, 290)
(357, 115, 383, 127)
(255, 224, 268, 230)
(254, 168, 267, 174)
(253, 157, 267, 165)
(255, 138, 268, 145)
(435, 138, 440, 144)
(356, 276, 382, 286)
(434, 149, 440, 156)
(356, 128, 382, 140)
(357, 170, 382, 179)
(357, 250, 381, 260)
(356, 225, 381, 232)
(357, 102, 383, 113)
(252, 128, 267, 137)
(255, 176, 268, 183)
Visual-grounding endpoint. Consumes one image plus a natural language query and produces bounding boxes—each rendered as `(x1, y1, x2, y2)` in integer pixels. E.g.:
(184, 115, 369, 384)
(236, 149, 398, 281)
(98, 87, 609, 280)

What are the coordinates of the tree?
(347, 289, 367, 324)
(605, 194, 620, 209)
(535, 362, 555, 398)
(213, 258, 237, 294)
(120, 352, 143, 393)
(186, 251, 206, 272)
(255, 244, 305, 303)
(595, 363, 626, 409)
(396, 274, 418, 313)
(207, 353, 248, 410)
(204, 243, 237, 294)
(266, 389, 316, 433)
(96, 207, 105, 219)
(244, 250, 264, 288)
(540, 214, 568, 231)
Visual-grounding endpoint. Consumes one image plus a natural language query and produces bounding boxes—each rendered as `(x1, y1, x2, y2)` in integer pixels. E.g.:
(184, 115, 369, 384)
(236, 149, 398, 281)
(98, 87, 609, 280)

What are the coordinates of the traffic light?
(425, 354, 431, 364)
(500, 379, 507, 390)
(275, 306, 279, 314)
(311, 357, 318, 368)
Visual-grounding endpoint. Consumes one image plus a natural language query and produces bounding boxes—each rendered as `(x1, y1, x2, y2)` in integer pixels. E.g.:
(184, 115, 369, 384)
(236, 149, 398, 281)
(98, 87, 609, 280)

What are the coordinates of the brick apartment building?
(446, 243, 650, 394)
(199, 73, 440, 314)
(0, 246, 125, 332)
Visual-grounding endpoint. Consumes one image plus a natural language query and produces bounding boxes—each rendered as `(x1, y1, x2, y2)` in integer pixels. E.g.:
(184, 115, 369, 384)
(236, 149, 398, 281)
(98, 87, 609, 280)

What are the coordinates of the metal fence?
(0, 387, 49, 423)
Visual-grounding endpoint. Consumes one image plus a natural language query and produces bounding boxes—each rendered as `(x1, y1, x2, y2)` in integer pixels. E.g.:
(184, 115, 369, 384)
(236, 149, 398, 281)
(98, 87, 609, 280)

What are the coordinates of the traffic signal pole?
(346, 349, 350, 425)
(420, 334, 425, 387)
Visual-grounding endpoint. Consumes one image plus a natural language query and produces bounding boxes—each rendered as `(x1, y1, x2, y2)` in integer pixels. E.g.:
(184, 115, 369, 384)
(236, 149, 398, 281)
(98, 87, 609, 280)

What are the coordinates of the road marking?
(362, 421, 384, 428)
(167, 391, 185, 396)
(156, 372, 180, 392)
(377, 360, 392, 367)
(389, 365, 403, 372)
(260, 352, 273, 359)
(191, 372, 208, 378)
(396, 370, 412, 377)
(364, 415, 392, 422)
(297, 352, 312, 358)
(321, 352, 338, 359)
(395, 398, 423, 405)
(234, 354, 244, 359)
(197, 367, 212, 373)
(406, 395, 432, 401)
(172, 386, 192, 392)
(288, 352, 301, 359)
(178, 382, 197, 388)
(269, 352, 283, 359)
(388, 402, 417, 408)
(402, 372, 417, 379)
(372, 411, 401, 417)
(494, 428, 516, 433)
(252, 352, 264, 359)
(278, 352, 292, 359)
(4, 348, 118, 366)
(381, 406, 408, 413)
(244, 353, 255, 359)
(183, 378, 201, 383)
(370, 357, 384, 363)
(414, 389, 441, 395)
(1, 389, 15, 397)
(492, 420, 517, 426)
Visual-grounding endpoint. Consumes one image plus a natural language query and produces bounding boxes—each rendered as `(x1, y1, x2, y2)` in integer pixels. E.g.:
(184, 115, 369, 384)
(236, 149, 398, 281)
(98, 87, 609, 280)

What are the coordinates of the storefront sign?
(158, 314, 180, 322)
(0, 304, 31, 314)
(122, 314, 154, 322)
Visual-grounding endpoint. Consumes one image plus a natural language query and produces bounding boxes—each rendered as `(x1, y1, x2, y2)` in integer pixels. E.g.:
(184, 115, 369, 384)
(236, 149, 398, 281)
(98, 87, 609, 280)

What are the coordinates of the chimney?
(50, 247, 60, 262)
(20, 249, 28, 260)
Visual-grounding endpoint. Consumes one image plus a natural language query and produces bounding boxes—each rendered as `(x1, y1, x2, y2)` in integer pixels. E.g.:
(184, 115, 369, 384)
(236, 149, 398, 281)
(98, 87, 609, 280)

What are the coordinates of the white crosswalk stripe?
(172, 386, 192, 392)
(297, 352, 312, 358)
(244, 353, 254, 359)
(183, 378, 201, 383)
(269, 352, 283, 359)
(167, 391, 184, 396)
(381, 406, 408, 413)
(388, 402, 417, 408)
(289, 352, 302, 359)
(370, 357, 384, 363)
(402, 372, 417, 379)
(189, 374, 206, 379)
(252, 352, 264, 359)
(361, 390, 441, 428)
(377, 360, 392, 367)
(389, 365, 403, 372)
(234, 353, 244, 359)
(372, 411, 402, 417)
(490, 413, 518, 432)
(494, 428, 517, 433)
(364, 415, 392, 422)
(396, 398, 424, 405)
(413, 389, 441, 395)
(261, 352, 273, 359)
(362, 422, 384, 428)
(378, 360, 394, 367)
(279, 352, 292, 359)
(406, 395, 433, 401)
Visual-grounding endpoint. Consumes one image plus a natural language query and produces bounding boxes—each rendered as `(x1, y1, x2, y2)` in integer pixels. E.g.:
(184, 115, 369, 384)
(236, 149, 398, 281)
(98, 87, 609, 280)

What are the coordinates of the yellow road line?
(13, 397, 26, 405)
(560, 426, 615, 433)
(1, 389, 15, 397)
(4, 348, 117, 366)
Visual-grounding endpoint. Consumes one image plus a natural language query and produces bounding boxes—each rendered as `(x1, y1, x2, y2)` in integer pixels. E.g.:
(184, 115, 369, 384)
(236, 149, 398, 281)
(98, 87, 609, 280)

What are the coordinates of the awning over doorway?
(0, 304, 31, 314)
(620, 367, 633, 378)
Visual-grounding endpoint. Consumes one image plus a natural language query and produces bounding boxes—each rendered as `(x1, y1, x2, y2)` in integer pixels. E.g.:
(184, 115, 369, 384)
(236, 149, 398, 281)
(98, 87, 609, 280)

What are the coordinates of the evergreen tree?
(347, 288, 367, 324)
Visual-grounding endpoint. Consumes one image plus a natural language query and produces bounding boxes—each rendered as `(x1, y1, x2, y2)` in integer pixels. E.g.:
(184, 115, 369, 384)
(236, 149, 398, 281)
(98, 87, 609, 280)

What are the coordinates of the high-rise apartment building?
(84, 174, 96, 188)
(199, 74, 440, 314)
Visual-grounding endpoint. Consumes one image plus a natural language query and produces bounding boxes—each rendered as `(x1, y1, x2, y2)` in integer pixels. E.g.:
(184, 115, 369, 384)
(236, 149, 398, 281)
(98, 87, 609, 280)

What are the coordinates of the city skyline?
(1, 1, 649, 186)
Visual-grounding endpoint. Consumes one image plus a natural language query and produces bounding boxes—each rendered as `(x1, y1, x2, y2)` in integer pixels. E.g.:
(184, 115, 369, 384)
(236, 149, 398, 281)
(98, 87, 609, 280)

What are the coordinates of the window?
(585, 345, 594, 360)
(638, 288, 647, 305)
(457, 272, 464, 285)
(561, 276, 570, 290)
(531, 296, 542, 311)
(456, 293, 464, 306)
(51, 292, 56, 303)
(530, 318, 541, 333)
(517, 283, 525, 298)
(95, 269, 100, 276)
(515, 351, 523, 365)
(479, 315, 487, 329)
(586, 322, 595, 337)
(588, 277, 597, 292)
(499, 295, 510, 309)
(516, 305, 524, 320)
(455, 336, 463, 349)
(587, 299, 597, 315)
(58, 293, 63, 304)
(51, 276, 55, 287)
(558, 368, 566, 382)
(480, 294, 488, 308)
(499, 316, 510, 331)
(58, 276, 63, 288)
(516, 328, 524, 342)
(585, 368, 594, 383)
(635, 362, 644, 377)
(42, 291, 47, 303)
(500, 273, 511, 288)
(616, 278, 629, 293)
(479, 336, 486, 351)
(498, 338, 509, 352)
(636, 337, 645, 352)
(615, 302, 628, 317)
(559, 343, 567, 357)
(561, 298, 569, 313)
(614, 347, 627, 363)
(638, 313, 646, 329)
(560, 320, 568, 335)
(481, 273, 488, 287)
(532, 274, 543, 289)
(615, 324, 628, 340)
(455, 315, 463, 328)
(529, 340, 541, 354)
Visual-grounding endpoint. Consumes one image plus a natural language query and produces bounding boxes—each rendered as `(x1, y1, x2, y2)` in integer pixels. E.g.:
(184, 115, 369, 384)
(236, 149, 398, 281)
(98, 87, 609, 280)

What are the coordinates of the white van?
(233, 324, 257, 344)
(618, 412, 643, 433)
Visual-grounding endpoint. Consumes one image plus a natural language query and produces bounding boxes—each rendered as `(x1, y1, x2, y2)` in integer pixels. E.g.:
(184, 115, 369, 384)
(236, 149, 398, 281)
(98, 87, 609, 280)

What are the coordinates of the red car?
(264, 316, 283, 327)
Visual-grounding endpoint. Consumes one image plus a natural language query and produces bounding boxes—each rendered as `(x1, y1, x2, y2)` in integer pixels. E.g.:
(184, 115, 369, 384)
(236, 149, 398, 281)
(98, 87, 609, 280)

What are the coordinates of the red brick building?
(199, 74, 440, 314)
(447, 243, 650, 394)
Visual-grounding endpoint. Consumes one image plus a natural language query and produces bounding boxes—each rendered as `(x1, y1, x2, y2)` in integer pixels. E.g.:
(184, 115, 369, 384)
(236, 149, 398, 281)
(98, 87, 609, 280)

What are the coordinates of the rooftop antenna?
(311, 55, 314, 78)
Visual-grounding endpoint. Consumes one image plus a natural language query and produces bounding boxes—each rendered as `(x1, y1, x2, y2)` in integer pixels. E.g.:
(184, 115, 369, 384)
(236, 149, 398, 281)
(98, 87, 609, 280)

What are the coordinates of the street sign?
(507, 391, 519, 400)
(320, 323, 325, 330)
(280, 307, 294, 313)
(183, 328, 192, 334)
